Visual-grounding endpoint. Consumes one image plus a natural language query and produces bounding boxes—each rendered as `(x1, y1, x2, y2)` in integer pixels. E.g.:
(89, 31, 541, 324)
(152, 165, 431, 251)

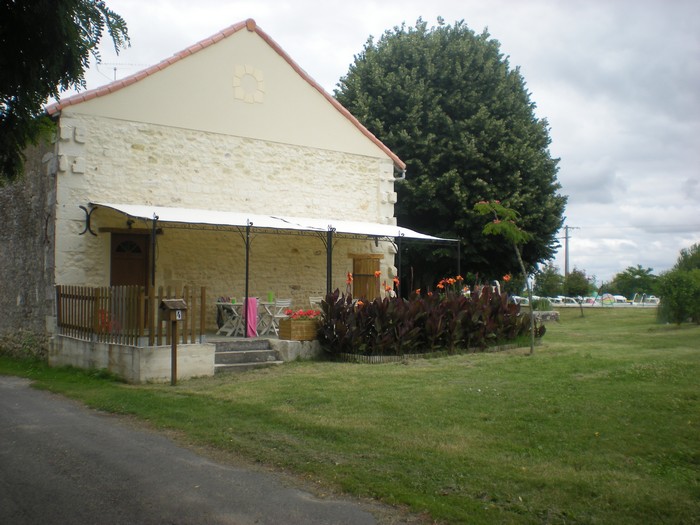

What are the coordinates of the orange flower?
(393, 276, 400, 285)
(437, 282, 445, 289)
(356, 300, 364, 307)
(415, 288, 421, 294)
(427, 291, 433, 296)
(456, 275, 464, 281)
(503, 274, 512, 282)
(384, 285, 392, 292)
(374, 270, 381, 278)
(346, 272, 353, 284)
(447, 278, 456, 285)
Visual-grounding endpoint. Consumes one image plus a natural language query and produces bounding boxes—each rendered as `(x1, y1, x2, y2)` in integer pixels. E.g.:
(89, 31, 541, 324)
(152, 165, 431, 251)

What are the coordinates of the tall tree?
(563, 267, 592, 297)
(0, 0, 130, 183)
(674, 243, 700, 272)
(605, 265, 658, 299)
(533, 262, 564, 298)
(335, 18, 566, 285)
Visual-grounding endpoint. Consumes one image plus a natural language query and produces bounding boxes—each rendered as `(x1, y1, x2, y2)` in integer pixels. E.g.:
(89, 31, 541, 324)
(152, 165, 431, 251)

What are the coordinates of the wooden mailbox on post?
(160, 298, 188, 322)
(159, 299, 188, 385)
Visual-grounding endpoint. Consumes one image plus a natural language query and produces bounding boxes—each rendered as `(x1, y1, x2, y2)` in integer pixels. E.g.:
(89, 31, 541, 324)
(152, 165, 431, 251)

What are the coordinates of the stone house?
(0, 19, 445, 381)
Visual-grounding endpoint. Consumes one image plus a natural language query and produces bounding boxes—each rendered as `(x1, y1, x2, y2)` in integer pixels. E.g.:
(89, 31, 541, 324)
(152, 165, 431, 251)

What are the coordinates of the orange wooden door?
(352, 256, 381, 300)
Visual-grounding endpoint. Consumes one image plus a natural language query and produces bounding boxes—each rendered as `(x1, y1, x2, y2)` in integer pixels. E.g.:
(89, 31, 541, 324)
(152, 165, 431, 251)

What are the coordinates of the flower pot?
(279, 318, 318, 341)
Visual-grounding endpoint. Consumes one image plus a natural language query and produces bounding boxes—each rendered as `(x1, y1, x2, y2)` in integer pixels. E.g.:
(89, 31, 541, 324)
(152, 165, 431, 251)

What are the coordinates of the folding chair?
(309, 296, 323, 309)
(270, 298, 292, 336)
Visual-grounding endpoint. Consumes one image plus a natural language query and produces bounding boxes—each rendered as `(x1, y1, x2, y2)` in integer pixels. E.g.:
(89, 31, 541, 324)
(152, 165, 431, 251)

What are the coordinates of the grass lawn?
(2, 308, 699, 524)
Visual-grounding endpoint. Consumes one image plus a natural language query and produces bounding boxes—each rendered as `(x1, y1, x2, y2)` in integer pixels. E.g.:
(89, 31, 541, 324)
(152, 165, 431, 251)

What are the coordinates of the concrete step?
(214, 361, 283, 374)
(215, 349, 280, 365)
(214, 338, 272, 352)
(213, 338, 282, 374)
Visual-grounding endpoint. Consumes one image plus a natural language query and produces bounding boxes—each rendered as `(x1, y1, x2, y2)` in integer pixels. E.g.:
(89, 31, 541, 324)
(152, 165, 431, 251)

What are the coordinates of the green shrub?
(657, 269, 700, 324)
(532, 297, 553, 311)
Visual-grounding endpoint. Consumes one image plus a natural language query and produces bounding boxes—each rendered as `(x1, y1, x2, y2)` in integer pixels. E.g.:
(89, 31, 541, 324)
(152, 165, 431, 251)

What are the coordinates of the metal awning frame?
(89, 203, 460, 337)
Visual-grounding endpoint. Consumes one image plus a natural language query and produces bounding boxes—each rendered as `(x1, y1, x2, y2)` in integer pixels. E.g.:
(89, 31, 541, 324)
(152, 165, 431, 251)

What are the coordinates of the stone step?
(215, 349, 280, 365)
(214, 361, 283, 374)
(214, 338, 272, 352)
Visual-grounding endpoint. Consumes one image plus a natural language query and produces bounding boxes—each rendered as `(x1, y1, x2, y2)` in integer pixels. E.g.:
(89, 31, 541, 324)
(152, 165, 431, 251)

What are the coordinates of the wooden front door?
(110, 233, 149, 289)
(351, 255, 382, 300)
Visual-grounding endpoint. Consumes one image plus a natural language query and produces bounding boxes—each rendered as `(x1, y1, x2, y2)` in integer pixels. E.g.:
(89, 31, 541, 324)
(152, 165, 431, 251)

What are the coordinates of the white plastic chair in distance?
(309, 296, 323, 309)
(270, 299, 292, 335)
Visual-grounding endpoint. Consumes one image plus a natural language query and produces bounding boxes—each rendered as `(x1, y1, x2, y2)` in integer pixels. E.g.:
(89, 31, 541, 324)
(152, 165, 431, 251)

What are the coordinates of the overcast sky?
(72, 0, 700, 285)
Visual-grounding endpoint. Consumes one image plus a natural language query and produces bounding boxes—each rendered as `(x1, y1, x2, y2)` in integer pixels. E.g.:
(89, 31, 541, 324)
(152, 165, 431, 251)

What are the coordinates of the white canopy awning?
(91, 202, 457, 243)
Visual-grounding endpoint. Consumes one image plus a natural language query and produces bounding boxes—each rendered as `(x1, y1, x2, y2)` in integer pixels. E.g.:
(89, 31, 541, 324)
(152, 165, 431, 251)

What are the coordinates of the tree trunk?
(514, 241, 535, 355)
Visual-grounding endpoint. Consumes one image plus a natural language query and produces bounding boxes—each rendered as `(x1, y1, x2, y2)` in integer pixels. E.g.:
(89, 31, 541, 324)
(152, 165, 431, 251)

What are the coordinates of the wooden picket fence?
(55, 285, 207, 346)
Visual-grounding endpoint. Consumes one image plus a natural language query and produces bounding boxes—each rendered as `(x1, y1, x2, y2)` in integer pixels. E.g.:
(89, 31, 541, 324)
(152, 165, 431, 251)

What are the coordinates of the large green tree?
(657, 243, 700, 325)
(674, 242, 700, 272)
(0, 0, 129, 183)
(335, 18, 566, 286)
(605, 265, 658, 299)
(533, 262, 564, 298)
(563, 267, 592, 297)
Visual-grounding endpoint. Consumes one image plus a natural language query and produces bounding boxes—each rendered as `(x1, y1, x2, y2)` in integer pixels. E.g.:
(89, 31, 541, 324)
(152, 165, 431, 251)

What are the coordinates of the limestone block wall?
(153, 227, 394, 330)
(50, 113, 397, 328)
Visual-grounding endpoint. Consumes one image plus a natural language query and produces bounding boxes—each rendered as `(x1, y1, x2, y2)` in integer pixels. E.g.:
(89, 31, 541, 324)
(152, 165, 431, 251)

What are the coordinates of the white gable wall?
(63, 28, 389, 162)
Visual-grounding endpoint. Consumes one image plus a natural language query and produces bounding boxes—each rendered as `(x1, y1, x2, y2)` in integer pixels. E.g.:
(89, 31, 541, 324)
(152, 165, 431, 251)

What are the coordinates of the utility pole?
(563, 225, 579, 277)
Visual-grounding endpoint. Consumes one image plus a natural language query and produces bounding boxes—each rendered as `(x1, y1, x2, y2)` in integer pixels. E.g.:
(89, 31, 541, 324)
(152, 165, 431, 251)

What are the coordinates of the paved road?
(0, 376, 391, 525)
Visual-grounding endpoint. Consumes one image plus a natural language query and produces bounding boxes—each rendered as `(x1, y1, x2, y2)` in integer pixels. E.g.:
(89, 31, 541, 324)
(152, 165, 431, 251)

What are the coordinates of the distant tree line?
(530, 243, 700, 325)
(532, 263, 596, 298)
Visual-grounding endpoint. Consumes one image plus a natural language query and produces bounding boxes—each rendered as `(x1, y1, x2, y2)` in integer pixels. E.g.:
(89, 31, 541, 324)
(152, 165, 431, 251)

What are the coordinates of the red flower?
(286, 308, 321, 320)
(374, 270, 381, 278)
(503, 274, 512, 282)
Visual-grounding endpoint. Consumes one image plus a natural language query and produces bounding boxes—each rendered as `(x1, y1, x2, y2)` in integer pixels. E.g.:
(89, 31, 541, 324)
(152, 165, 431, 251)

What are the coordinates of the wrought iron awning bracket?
(79, 205, 97, 236)
(234, 222, 259, 246)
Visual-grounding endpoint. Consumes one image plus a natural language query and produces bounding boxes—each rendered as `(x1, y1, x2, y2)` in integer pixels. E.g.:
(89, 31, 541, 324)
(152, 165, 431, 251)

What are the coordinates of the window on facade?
(115, 240, 143, 254)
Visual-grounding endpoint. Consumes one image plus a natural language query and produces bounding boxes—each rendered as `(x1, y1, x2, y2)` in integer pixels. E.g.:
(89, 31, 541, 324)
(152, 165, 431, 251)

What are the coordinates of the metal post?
(151, 214, 158, 287)
(457, 240, 461, 277)
(170, 320, 177, 386)
(244, 221, 251, 338)
(397, 234, 403, 295)
(326, 227, 334, 295)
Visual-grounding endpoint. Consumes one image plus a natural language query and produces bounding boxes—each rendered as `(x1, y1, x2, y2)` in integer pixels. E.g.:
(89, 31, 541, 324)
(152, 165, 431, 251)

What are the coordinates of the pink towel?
(245, 297, 258, 337)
